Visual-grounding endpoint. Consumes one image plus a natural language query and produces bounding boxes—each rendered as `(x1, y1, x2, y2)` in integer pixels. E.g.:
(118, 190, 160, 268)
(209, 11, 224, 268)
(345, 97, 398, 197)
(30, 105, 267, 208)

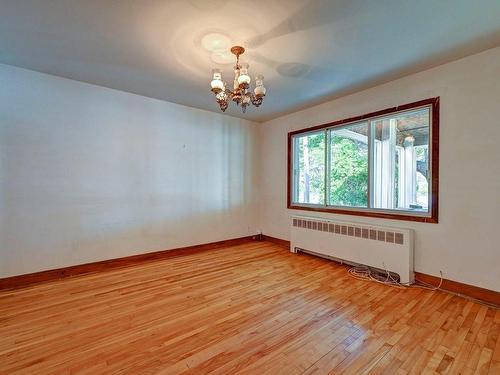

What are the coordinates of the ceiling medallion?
(210, 46, 266, 113)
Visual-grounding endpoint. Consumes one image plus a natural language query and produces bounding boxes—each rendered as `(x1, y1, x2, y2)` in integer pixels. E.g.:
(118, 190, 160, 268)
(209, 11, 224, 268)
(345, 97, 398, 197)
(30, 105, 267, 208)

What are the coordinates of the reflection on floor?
(0, 241, 498, 374)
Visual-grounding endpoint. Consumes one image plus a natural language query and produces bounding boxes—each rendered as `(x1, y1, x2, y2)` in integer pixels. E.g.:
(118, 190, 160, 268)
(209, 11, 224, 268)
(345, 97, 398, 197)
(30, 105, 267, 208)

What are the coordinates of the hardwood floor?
(0, 241, 498, 374)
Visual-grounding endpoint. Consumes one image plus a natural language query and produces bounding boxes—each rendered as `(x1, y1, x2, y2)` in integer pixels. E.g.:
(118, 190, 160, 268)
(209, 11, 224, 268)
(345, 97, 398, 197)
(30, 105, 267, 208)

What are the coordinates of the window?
(288, 98, 439, 223)
(292, 131, 325, 205)
(328, 122, 369, 208)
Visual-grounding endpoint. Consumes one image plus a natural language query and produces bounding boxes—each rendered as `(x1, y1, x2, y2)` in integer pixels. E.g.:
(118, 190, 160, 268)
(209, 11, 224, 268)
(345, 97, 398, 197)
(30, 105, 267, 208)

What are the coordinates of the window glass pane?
(372, 107, 430, 212)
(328, 122, 368, 207)
(292, 131, 325, 204)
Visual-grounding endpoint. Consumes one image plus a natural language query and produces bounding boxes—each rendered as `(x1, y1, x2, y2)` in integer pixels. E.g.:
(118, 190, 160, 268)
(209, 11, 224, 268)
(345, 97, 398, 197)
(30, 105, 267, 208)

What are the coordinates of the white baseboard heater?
(290, 215, 415, 284)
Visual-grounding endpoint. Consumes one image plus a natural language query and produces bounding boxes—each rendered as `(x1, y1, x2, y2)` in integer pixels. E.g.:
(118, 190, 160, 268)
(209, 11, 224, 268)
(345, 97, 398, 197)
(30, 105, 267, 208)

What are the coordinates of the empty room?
(1, 0, 499, 374)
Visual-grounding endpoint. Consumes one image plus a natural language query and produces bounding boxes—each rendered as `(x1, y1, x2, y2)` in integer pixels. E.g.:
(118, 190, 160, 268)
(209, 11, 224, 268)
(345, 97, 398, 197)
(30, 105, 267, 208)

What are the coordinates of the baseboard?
(0, 235, 256, 291)
(261, 235, 499, 306)
(261, 235, 290, 249)
(3, 234, 498, 307)
(414, 272, 499, 306)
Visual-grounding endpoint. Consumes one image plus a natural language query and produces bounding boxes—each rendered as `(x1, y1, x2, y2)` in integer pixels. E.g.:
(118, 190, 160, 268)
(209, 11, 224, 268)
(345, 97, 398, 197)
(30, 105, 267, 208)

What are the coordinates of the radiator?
(290, 215, 415, 284)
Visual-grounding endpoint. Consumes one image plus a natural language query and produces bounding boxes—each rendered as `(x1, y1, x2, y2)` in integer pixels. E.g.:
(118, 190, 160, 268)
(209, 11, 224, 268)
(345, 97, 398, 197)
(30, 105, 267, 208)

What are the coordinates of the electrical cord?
(347, 265, 500, 308)
(296, 248, 445, 292)
(413, 271, 444, 291)
(347, 264, 444, 291)
(299, 250, 493, 307)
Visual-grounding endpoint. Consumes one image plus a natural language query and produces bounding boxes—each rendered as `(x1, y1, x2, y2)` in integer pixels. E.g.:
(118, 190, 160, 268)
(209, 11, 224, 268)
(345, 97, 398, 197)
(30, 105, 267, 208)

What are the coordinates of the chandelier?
(210, 46, 266, 113)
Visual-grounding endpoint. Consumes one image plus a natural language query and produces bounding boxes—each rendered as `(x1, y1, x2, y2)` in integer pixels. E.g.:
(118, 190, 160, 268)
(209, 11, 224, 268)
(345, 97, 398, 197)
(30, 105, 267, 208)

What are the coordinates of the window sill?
(288, 203, 438, 223)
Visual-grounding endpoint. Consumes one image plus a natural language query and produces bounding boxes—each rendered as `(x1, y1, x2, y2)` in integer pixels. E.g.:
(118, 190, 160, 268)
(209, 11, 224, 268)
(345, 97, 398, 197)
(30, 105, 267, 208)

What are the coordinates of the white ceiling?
(1, 0, 499, 122)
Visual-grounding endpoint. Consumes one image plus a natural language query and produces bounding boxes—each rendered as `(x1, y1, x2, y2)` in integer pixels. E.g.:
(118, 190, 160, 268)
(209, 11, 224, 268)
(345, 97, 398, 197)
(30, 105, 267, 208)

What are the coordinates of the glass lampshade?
(254, 74, 266, 96)
(211, 69, 224, 91)
(237, 63, 251, 85)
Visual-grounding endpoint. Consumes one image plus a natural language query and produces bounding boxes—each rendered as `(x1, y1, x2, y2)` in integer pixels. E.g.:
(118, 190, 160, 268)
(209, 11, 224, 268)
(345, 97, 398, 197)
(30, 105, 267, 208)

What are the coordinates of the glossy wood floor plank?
(0, 241, 498, 374)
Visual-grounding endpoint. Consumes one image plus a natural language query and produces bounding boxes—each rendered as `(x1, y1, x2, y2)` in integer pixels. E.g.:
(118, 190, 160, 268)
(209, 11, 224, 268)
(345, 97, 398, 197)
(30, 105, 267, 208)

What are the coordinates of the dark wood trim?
(288, 97, 439, 137)
(287, 97, 440, 224)
(2, 233, 497, 307)
(0, 236, 256, 291)
(415, 272, 499, 307)
(287, 205, 438, 223)
(262, 236, 499, 306)
(429, 97, 440, 223)
(287, 132, 292, 211)
(261, 235, 290, 249)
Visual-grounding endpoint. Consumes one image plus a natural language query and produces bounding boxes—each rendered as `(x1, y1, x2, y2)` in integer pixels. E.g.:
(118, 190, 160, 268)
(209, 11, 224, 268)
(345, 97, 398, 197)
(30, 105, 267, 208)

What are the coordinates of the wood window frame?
(287, 97, 439, 223)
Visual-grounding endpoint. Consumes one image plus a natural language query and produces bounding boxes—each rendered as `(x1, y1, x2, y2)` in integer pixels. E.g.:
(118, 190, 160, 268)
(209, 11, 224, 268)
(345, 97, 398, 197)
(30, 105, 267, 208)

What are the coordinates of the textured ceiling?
(1, 0, 499, 122)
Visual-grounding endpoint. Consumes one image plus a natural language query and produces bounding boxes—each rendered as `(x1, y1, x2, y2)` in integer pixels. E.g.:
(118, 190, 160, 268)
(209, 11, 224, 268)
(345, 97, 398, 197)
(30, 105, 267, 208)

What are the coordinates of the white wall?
(0, 64, 258, 278)
(257, 47, 500, 292)
(2, 47, 499, 292)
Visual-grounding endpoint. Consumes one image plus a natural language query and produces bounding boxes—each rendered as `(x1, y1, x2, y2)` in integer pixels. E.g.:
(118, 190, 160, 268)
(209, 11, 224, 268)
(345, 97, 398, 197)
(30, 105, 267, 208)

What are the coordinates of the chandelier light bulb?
(254, 86, 266, 96)
(211, 79, 224, 90)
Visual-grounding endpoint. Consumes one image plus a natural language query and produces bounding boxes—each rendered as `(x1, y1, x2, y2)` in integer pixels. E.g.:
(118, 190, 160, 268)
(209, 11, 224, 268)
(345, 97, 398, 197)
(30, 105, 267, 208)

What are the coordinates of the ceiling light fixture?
(210, 46, 266, 113)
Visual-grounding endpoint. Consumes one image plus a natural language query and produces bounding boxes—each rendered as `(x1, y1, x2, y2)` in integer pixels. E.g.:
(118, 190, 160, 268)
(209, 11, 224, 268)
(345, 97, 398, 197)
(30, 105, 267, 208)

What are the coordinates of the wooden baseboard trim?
(0, 235, 256, 291)
(414, 272, 499, 307)
(3, 234, 498, 307)
(260, 235, 499, 306)
(262, 235, 290, 249)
